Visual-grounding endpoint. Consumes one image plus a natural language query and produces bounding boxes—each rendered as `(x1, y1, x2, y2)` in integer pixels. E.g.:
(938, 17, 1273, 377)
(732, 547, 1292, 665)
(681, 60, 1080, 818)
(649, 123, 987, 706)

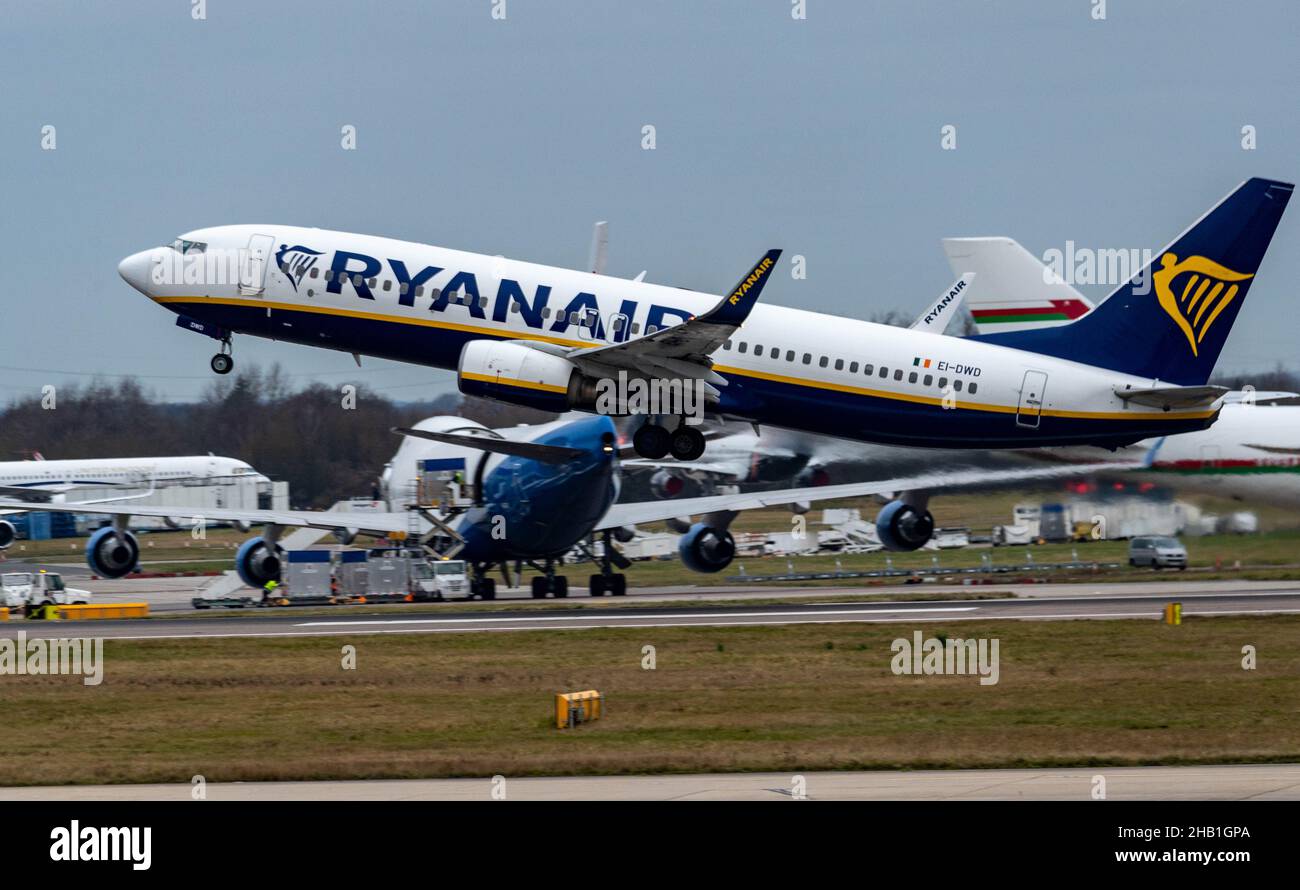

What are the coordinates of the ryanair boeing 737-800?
(116, 178, 1291, 463)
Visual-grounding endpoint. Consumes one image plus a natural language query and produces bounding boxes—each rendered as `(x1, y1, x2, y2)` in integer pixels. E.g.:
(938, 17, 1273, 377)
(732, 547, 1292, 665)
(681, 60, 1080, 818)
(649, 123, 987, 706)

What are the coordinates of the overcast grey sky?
(2, 0, 1297, 402)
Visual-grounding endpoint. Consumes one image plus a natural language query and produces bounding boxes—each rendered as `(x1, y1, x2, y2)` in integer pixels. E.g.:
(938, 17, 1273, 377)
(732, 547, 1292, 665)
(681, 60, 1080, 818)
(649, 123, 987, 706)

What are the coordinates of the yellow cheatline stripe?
(712, 364, 1216, 422)
(461, 371, 567, 394)
(154, 295, 585, 348)
(158, 296, 1215, 422)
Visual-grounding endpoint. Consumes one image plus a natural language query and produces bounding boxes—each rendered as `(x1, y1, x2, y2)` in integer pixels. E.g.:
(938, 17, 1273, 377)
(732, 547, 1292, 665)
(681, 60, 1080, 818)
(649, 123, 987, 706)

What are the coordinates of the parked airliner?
(116, 179, 1291, 462)
(0, 454, 264, 550)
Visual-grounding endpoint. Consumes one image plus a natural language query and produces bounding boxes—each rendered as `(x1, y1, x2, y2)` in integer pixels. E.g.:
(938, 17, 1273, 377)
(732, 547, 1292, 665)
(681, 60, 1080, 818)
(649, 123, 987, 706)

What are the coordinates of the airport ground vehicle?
(0, 570, 92, 609)
(1128, 536, 1188, 569)
(365, 548, 471, 600)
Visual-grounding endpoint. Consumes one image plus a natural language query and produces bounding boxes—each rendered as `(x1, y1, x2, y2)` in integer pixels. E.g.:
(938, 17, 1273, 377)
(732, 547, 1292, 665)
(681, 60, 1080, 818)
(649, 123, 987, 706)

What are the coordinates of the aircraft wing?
(562, 249, 782, 391)
(0, 485, 76, 501)
(0, 499, 413, 536)
(596, 460, 1140, 530)
(1114, 385, 1229, 409)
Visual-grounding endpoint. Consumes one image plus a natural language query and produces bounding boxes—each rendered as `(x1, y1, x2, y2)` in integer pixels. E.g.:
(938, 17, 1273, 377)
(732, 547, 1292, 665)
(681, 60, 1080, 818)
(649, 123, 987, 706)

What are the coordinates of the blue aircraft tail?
(971, 178, 1293, 385)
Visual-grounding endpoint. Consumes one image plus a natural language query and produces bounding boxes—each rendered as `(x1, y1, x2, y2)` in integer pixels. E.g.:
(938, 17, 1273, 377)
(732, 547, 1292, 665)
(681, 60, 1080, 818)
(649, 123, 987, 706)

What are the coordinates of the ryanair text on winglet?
(728, 256, 774, 306)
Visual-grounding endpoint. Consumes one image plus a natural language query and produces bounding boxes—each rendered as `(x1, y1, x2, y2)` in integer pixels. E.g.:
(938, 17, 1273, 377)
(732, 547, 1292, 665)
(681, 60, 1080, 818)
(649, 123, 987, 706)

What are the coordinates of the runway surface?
(1, 585, 1297, 640)
(2, 764, 1295, 801)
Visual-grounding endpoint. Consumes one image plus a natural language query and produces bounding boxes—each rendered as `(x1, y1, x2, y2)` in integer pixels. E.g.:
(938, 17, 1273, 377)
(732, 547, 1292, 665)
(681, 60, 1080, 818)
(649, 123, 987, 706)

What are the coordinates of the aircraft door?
(1016, 370, 1048, 429)
(239, 233, 276, 296)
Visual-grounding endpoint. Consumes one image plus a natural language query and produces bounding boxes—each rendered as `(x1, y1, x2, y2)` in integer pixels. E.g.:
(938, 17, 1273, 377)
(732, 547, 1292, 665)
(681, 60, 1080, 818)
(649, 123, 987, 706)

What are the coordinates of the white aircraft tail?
(942, 237, 1093, 333)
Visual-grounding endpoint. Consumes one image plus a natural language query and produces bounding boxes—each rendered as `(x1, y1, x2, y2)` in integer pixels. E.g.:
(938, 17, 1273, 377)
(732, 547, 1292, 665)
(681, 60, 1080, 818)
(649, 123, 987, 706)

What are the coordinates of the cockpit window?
(170, 238, 207, 254)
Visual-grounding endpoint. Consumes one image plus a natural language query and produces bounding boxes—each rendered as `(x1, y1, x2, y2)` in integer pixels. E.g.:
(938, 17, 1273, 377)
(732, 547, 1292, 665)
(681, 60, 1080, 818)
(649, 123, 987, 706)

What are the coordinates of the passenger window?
(542, 307, 551, 318)
(879, 366, 888, 378)
(938, 377, 947, 389)
(352, 274, 363, 286)
(924, 374, 933, 386)
(309, 268, 319, 278)
(631, 323, 640, 334)
(416, 286, 425, 297)
(968, 382, 978, 394)
(909, 372, 918, 383)
(754, 345, 764, 357)
(894, 369, 903, 381)
(647, 325, 659, 334)
(479, 296, 489, 308)
(723, 341, 731, 350)
(834, 359, 844, 371)
(864, 364, 873, 375)
(819, 356, 828, 368)
(849, 362, 858, 373)
(954, 379, 963, 392)
(738, 342, 748, 354)
(511, 301, 521, 314)
(368, 278, 377, 288)
(786, 350, 795, 361)
(803, 353, 812, 365)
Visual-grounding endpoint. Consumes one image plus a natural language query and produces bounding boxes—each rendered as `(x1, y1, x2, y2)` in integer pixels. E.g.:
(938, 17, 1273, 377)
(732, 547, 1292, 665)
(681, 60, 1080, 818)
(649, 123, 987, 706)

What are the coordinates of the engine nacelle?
(458, 340, 604, 413)
(235, 537, 286, 588)
(649, 469, 687, 499)
(0, 519, 15, 550)
(678, 523, 736, 573)
(86, 527, 140, 579)
(875, 499, 935, 552)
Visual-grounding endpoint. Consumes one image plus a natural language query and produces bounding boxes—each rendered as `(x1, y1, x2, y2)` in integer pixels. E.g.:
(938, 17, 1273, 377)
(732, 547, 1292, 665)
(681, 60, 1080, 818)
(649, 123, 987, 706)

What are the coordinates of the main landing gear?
(589, 530, 627, 597)
(530, 559, 569, 599)
(470, 563, 497, 600)
(210, 338, 234, 375)
(632, 420, 705, 461)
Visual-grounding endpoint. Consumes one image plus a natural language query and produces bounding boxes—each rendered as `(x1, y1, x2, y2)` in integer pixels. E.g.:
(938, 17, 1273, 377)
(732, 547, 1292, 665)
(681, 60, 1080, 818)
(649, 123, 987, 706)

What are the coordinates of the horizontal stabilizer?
(1114, 385, 1228, 409)
(392, 427, 587, 465)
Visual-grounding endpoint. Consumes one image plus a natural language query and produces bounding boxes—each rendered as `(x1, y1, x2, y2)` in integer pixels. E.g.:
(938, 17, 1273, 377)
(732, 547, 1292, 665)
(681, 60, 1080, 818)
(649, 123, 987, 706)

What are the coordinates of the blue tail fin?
(971, 178, 1293, 385)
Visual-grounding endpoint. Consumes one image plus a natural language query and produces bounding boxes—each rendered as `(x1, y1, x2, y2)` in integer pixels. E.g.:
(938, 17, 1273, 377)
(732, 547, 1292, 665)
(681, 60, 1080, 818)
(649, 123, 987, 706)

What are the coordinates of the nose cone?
(117, 250, 155, 295)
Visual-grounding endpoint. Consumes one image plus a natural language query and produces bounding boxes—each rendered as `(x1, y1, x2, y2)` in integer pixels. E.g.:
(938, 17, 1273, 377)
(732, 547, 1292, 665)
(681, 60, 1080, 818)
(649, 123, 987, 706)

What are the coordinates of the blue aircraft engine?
(85, 526, 140, 579)
(678, 522, 736, 573)
(235, 537, 286, 588)
(0, 519, 15, 549)
(875, 499, 935, 552)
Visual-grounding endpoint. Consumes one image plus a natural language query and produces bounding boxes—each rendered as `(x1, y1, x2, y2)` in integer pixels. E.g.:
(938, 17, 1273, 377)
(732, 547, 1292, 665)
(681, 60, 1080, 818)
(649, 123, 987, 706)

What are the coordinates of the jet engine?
(678, 522, 736, 573)
(458, 340, 605, 414)
(0, 519, 16, 550)
(875, 499, 935, 552)
(85, 526, 140, 578)
(649, 469, 688, 499)
(235, 537, 286, 588)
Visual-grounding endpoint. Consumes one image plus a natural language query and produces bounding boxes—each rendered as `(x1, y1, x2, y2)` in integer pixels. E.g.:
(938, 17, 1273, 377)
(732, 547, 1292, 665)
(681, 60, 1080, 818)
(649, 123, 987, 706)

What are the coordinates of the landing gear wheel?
(211, 353, 234, 375)
(531, 577, 547, 599)
(633, 424, 671, 460)
(589, 575, 607, 597)
(610, 574, 627, 596)
(478, 578, 497, 600)
(552, 576, 569, 598)
(669, 426, 706, 461)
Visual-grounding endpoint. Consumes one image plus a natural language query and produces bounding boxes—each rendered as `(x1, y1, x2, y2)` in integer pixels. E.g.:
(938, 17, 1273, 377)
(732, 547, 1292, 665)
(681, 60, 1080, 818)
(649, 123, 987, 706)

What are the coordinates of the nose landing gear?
(210, 338, 234, 375)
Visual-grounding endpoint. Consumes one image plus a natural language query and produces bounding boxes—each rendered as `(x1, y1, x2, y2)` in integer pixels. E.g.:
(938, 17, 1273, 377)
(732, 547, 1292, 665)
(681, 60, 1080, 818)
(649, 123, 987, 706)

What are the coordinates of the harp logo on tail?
(1152, 252, 1253, 357)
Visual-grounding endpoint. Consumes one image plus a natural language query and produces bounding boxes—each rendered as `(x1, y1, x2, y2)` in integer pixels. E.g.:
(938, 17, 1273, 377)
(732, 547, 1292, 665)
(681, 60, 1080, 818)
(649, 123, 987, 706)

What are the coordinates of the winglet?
(700, 249, 782, 327)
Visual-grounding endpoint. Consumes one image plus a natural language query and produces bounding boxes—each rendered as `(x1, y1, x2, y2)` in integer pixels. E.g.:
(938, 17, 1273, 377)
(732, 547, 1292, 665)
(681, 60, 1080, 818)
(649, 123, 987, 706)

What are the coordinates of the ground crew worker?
(263, 578, 280, 602)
